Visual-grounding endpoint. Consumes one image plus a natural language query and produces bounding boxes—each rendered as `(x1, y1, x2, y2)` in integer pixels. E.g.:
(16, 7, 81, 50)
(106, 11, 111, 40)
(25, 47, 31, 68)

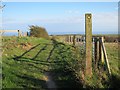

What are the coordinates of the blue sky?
(2, 2, 118, 35)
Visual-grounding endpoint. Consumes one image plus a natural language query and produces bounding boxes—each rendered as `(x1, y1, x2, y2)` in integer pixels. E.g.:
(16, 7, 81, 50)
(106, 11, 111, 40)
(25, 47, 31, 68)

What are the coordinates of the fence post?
(73, 35, 76, 46)
(101, 37, 104, 63)
(101, 37, 111, 75)
(18, 30, 20, 37)
(99, 38, 101, 62)
(69, 35, 70, 44)
(94, 37, 99, 68)
(99, 37, 104, 63)
(85, 13, 92, 76)
(66, 35, 68, 43)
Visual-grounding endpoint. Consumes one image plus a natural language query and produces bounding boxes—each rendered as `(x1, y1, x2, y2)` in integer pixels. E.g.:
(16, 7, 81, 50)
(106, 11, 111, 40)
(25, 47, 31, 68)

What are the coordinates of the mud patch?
(44, 72, 57, 89)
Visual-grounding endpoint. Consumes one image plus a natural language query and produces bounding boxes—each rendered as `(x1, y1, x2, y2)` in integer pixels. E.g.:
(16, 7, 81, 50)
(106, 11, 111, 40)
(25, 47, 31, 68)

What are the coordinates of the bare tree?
(0, 1, 5, 11)
(0, 1, 5, 36)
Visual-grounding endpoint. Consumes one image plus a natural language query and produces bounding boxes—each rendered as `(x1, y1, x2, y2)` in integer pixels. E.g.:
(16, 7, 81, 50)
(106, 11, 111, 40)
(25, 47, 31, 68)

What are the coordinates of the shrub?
(29, 25, 49, 39)
(104, 36, 119, 42)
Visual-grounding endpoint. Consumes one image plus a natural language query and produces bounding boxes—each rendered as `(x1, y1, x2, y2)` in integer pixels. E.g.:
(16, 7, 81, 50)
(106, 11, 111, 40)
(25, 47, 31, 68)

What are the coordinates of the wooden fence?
(59, 13, 111, 77)
(52, 13, 111, 77)
(61, 35, 111, 76)
(94, 37, 111, 76)
(0, 30, 23, 37)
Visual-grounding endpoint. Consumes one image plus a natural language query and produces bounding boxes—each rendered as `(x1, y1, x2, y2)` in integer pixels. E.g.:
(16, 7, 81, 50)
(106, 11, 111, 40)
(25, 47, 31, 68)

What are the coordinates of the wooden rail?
(0, 30, 22, 37)
(0, 30, 19, 32)
(94, 37, 111, 76)
(101, 37, 111, 76)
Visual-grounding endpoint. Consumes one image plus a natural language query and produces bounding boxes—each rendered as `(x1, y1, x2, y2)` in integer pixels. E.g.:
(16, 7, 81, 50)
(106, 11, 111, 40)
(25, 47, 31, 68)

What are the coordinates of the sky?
(2, 0, 119, 2)
(1, 2, 118, 35)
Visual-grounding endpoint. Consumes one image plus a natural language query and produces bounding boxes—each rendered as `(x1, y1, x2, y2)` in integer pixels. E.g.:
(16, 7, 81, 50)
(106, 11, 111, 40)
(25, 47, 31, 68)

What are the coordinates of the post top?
(85, 13, 92, 15)
(85, 13, 92, 19)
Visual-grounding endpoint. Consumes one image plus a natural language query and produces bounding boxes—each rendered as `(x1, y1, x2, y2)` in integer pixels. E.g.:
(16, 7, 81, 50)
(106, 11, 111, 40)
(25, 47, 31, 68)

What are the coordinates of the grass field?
(1, 36, 120, 89)
(2, 36, 82, 89)
(2, 36, 52, 88)
(105, 43, 120, 88)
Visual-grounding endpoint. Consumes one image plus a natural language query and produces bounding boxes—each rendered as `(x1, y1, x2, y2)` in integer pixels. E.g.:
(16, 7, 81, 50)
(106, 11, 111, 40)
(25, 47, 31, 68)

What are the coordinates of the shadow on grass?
(13, 43, 41, 59)
(46, 41, 56, 61)
(31, 45, 47, 60)
(50, 68, 84, 89)
(12, 73, 47, 89)
(46, 39, 66, 61)
(12, 39, 84, 89)
(13, 39, 67, 63)
(47, 40, 84, 89)
(110, 74, 120, 88)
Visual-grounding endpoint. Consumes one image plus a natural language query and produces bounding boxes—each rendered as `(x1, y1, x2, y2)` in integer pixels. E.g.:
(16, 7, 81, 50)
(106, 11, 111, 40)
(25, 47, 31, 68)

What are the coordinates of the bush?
(29, 25, 49, 39)
(104, 36, 119, 42)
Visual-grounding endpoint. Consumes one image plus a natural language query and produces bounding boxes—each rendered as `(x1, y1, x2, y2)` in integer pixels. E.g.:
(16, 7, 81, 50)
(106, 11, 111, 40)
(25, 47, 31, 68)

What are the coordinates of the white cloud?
(3, 11, 118, 34)
(92, 11, 118, 33)
(93, 12, 118, 27)
(3, 16, 82, 24)
(2, 18, 17, 24)
(31, 17, 82, 23)
(3, 11, 118, 26)
(65, 10, 80, 14)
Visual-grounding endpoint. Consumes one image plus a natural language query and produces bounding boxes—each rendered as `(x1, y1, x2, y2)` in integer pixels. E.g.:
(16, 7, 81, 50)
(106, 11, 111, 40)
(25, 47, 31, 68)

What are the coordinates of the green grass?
(105, 43, 119, 76)
(2, 36, 82, 89)
(84, 42, 120, 88)
(2, 36, 119, 89)
(2, 36, 52, 88)
(105, 43, 120, 88)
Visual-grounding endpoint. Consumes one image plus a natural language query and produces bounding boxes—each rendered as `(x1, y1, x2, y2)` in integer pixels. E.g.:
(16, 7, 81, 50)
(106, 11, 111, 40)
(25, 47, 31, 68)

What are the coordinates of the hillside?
(2, 36, 120, 89)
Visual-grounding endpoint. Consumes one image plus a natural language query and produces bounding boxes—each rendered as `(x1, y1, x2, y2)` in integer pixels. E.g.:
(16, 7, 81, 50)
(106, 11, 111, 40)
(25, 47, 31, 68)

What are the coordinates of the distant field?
(51, 34, 119, 43)
(2, 36, 120, 89)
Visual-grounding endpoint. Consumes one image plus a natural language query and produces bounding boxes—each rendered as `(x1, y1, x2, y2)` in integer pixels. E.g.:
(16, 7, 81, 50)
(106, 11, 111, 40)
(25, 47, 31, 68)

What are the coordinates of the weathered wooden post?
(68, 35, 70, 44)
(99, 37, 101, 61)
(70, 35, 71, 44)
(67, 35, 69, 43)
(85, 13, 92, 76)
(73, 35, 76, 46)
(94, 37, 99, 68)
(70, 35, 72, 44)
(77, 36, 78, 42)
(101, 36, 111, 75)
(66, 35, 68, 43)
(101, 37, 104, 63)
(70, 36, 72, 43)
(99, 37, 104, 64)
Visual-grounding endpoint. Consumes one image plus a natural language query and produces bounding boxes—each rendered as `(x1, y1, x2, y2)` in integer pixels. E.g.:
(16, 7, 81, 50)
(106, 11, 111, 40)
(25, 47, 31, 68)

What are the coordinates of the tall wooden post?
(85, 13, 92, 76)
